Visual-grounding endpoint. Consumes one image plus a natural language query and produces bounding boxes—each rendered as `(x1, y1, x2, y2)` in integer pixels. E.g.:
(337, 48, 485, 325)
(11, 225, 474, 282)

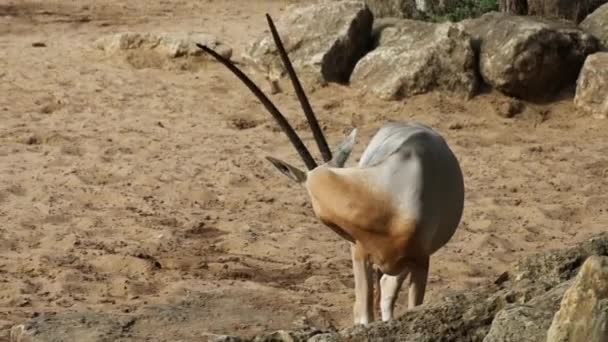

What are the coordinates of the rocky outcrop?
(546, 255, 608, 342)
(241, 3, 603, 102)
(95, 32, 232, 59)
(11, 233, 608, 342)
(463, 12, 599, 100)
(580, 3, 608, 50)
(575, 52, 608, 119)
(527, 0, 608, 24)
(350, 19, 478, 100)
(243, 0, 373, 84)
(93, 31, 232, 70)
(483, 280, 572, 342)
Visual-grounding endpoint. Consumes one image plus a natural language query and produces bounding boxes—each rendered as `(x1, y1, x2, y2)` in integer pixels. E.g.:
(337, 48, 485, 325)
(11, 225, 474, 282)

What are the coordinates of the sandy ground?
(1, 0, 608, 338)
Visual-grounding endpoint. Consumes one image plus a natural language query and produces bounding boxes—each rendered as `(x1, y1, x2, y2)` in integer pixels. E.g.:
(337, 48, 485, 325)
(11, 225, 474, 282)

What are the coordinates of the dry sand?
(1, 0, 608, 338)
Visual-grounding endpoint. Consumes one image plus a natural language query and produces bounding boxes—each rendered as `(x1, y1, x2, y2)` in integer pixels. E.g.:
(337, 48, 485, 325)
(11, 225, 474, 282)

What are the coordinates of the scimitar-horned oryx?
(197, 14, 465, 325)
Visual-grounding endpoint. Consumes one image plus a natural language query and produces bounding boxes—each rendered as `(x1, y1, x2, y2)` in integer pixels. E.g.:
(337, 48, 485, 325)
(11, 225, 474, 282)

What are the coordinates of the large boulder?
(243, 0, 373, 84)
(580, 3, 608, 50)
(464, 12, 599, 100)
(575, 52, 608, 119)
(527, 0, 608, 24)
(546, 255, 608, 342)
(350, 20, 479, 100)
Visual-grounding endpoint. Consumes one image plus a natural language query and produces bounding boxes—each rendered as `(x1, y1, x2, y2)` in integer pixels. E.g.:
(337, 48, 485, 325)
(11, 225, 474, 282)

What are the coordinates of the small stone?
(495, 97, 525, 118)
(266, 78, 281, 95)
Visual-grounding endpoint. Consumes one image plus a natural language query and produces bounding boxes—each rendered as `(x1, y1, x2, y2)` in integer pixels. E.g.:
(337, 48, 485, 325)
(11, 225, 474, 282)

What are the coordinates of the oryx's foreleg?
(351, 242, 373, 325)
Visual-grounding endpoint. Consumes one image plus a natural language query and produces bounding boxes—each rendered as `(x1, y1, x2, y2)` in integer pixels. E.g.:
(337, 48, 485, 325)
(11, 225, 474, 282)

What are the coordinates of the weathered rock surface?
(546, 255, 608, 342)
(11, 233, 608, 342)
(95, 31, 232, 59)
(463, 12, 599, 100)
(483, 280, 572, 342)
(575, 52, 608, 119)
(243, 0, 373, 84)
(527, 0, 608, 24)
(10, 313, 135, 342)
(9, 287, 311, 342)
(350, 20, 478, 100)
(581, 3, 608, 50)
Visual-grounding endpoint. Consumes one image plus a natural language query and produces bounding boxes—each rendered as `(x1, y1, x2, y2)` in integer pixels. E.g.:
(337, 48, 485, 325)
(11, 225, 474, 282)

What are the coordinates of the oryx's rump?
(358, 122, 465, 255)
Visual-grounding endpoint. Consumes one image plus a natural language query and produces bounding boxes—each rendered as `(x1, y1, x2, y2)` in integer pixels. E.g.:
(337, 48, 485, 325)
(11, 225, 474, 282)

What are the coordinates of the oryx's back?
(360, 122, 465, 254)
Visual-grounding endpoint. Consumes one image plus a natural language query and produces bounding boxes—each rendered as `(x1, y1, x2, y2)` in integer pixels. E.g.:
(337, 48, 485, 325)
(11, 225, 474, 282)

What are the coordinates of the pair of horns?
(197, 14, 332, 170)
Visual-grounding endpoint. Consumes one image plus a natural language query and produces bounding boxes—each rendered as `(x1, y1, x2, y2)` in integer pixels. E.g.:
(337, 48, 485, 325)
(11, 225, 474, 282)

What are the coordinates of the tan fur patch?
(307, 168, 394, 234)
(307, 167, 422, 274)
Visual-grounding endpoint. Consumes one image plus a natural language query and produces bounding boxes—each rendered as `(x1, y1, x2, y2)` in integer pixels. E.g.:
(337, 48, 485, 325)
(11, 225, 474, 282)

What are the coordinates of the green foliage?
(478, 0, 500, 13)
(423, 0, 499, 23)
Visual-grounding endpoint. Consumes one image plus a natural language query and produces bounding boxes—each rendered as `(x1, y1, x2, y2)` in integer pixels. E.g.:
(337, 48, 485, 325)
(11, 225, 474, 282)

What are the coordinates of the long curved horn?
(265, 14, 333, 163)
(196, 44, 318, 170)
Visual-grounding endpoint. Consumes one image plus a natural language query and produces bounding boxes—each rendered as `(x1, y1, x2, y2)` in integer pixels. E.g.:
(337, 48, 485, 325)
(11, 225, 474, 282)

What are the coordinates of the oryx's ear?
(327, 128, 357, 168)
(266, 156, 308, 184)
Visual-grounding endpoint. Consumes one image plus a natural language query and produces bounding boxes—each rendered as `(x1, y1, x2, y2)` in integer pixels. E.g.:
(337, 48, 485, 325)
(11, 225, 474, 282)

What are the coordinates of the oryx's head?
(197, 14, 358, 185)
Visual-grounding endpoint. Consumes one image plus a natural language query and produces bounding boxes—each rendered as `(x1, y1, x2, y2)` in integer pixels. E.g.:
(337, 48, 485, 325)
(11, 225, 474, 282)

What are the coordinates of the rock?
(513, 232, 608, 286)
(212, 328, 332, 342)
(461, 12, 500, 52)
(350, 20, 478, 100)
(210, 336, 246, 342)
(547, 255, 608, 342)
(297, 307, 337, 331)
(483, 280, 572, 342)
(580, 3, 608, 50)
(527, 0, 608, 24)
(465, 12, 598, 100)
(9, 313, 135, 342)
(575, 52, 608, 119)
(494, 97, 525, 118)
(94, 31, 232, 59)
(243, 0, 373, 84)
(307, 333, 339, 342)
(266, 78, 282, 95)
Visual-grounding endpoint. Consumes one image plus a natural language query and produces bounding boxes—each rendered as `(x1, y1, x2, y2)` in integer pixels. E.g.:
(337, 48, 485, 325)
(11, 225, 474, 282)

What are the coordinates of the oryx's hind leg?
(373, 268, 382, 320)
(351, 242, 373, 325)
(407, 256, 429, 309)
(379, 270, 408, 321)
